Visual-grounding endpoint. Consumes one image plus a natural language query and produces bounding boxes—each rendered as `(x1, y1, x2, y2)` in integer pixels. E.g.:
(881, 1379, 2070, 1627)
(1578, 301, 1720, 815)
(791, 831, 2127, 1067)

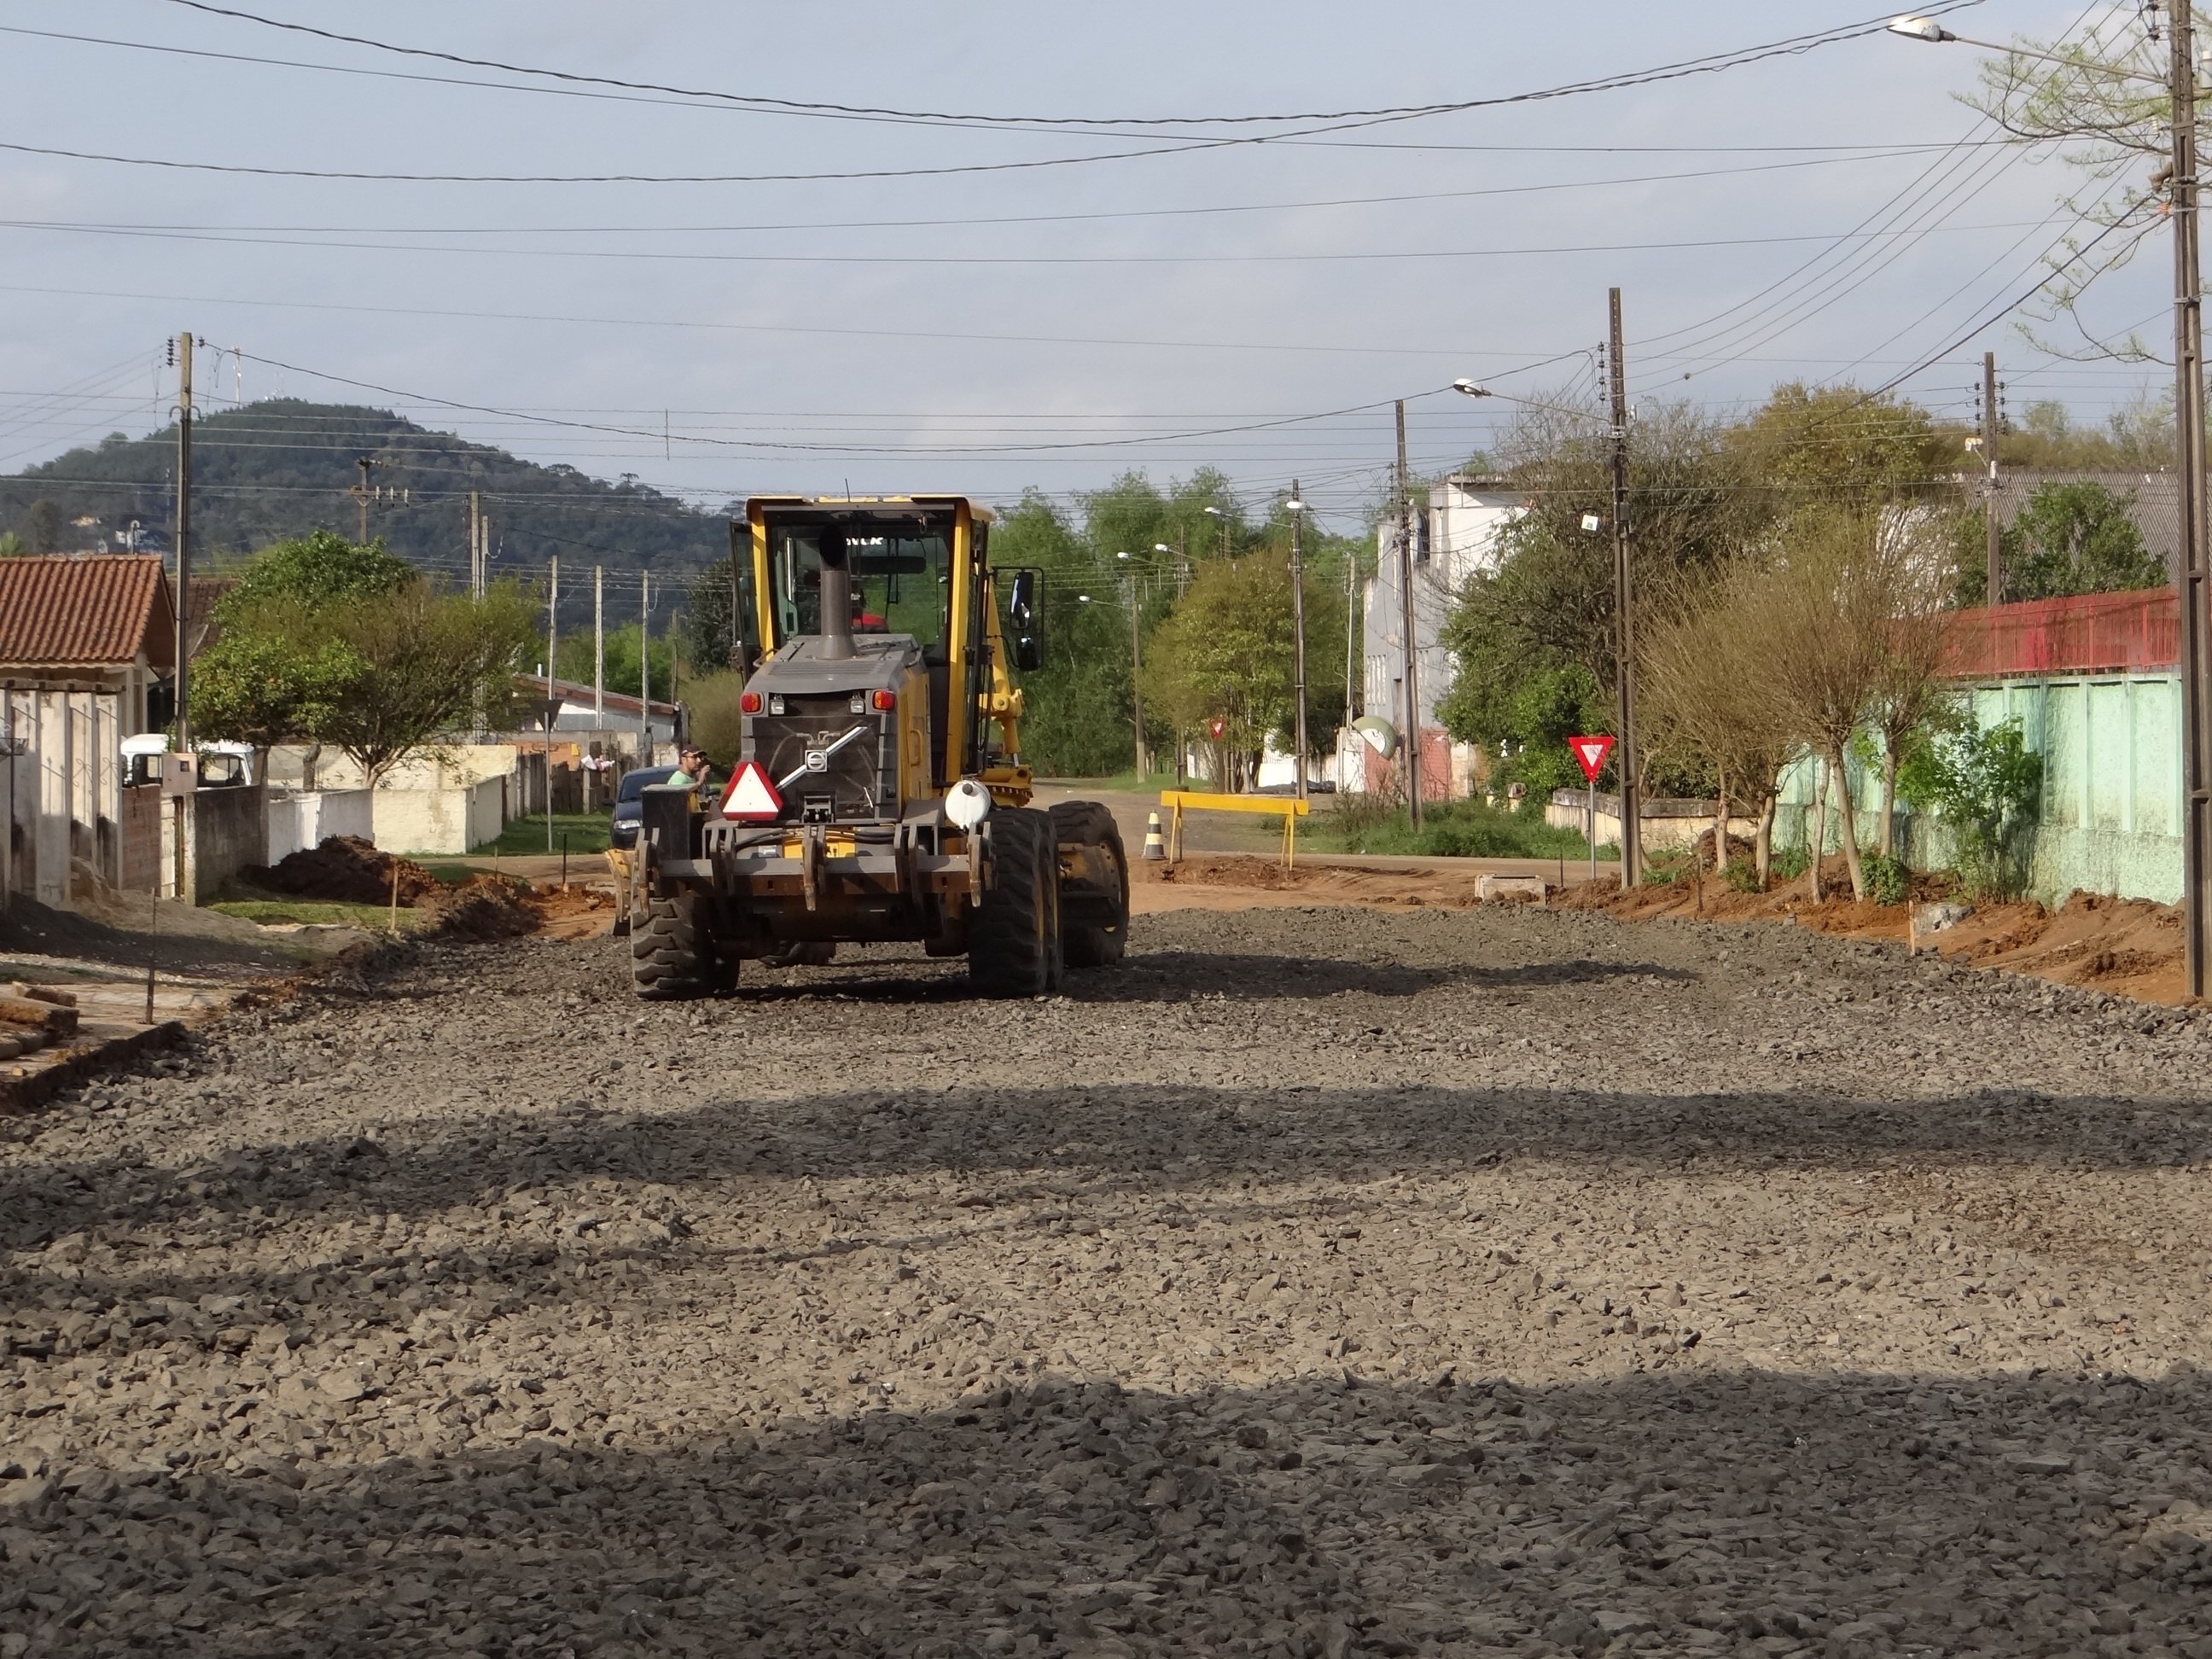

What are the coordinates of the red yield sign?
(1568, 734, 1614, 783)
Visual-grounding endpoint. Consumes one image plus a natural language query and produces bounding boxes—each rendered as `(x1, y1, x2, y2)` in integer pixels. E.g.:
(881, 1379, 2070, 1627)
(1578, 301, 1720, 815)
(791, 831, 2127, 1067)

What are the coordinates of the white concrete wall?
(371, 778, 505, 856)
(2, 687, 124, 905)
(265, 789, 375, 864)
(1364, 477, 1524, 732)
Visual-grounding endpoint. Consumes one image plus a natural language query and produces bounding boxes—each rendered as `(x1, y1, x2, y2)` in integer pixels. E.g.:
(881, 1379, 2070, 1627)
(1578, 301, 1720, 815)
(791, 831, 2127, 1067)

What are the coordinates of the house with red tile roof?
(0, 554, 178, 903)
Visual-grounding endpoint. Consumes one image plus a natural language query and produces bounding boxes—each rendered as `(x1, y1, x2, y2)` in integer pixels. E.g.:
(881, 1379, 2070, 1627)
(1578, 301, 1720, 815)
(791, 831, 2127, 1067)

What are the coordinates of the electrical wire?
(154, 0, 1986, 131)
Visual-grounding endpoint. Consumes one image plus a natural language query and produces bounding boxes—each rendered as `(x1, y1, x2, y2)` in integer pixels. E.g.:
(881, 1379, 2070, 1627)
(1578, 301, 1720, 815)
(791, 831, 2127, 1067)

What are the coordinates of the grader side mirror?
(1008, 568, 1044, 672)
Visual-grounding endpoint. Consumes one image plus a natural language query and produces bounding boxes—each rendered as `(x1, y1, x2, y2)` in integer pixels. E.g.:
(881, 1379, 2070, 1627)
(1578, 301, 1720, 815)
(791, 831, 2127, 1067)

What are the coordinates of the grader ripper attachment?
(626, 495, 1129, 998)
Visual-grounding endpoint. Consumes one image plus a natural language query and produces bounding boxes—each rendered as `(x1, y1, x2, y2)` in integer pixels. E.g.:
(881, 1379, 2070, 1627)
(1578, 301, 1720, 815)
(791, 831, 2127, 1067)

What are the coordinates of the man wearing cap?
(667, 745, 713, 795)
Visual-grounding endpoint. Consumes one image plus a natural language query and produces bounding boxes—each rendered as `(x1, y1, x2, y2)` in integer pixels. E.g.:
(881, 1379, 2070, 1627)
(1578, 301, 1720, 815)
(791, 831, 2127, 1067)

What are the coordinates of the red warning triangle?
(1568, 734, 1614, 783)
(721, 760, 783, 820)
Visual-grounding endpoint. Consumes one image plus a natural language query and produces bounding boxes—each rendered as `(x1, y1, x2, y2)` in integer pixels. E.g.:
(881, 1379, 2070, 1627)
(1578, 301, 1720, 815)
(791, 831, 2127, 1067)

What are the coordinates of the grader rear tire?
(632, 892, 725, 1000)
(969, 808, 1062, 998)
(1048, 800, 1129, 969)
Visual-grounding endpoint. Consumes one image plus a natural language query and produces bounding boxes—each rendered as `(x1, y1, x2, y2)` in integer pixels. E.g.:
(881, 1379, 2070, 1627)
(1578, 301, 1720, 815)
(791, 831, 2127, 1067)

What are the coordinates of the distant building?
(1362, 472, 1526, 733)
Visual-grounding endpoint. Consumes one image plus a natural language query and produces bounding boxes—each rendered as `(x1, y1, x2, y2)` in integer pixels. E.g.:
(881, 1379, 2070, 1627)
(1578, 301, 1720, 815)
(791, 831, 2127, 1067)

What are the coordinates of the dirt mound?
(254, 836, 439, 907)
(423, 875, 540, 940)
(1152, 855, 1319, 892)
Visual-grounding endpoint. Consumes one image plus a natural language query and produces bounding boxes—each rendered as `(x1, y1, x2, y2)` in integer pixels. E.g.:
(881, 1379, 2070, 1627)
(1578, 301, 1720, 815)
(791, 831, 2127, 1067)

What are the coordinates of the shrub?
(1896, 716, 2043, 899)
(1862, 851, 1909, 905)
(1770, 844, 1811, 882)
(1722, 858, 1762, 894)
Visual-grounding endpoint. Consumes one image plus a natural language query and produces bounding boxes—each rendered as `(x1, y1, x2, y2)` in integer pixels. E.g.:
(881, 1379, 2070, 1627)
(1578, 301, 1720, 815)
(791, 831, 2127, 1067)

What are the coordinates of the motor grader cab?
(625, 495, 1129, 998)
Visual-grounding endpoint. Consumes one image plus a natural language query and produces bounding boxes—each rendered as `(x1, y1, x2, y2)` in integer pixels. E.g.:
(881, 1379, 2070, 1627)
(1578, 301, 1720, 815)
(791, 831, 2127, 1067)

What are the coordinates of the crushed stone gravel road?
(4, 905, 2212, 1658)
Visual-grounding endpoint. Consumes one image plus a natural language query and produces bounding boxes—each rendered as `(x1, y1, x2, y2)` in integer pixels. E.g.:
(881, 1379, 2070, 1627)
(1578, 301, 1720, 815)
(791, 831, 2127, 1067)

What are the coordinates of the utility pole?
(1127, 579, 1147, 780)
(1395, 399, 1423, 827)
(1609, 287, 1642, 888)
(468, 491, 483, 598)
(1289, 479, 1309, 803)
(173, 330, 193, 753)
(351, 456, 378, 544)
(546, 556, 559, 707)
(1345, 542, 1359, 725)
(640, 571, 653, 760)
(2173, 0, 2212, 997)
(593, 564, 605, 725)
(1982, 350, 2003, 603)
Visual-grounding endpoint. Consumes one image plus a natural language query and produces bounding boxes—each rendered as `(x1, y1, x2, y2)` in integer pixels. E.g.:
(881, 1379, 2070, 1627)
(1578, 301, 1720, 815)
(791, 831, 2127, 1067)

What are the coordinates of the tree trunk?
(1755, 791, 1776, 889)
(1829, 740, 1868, 900)
(1877, 731, 1901, 859)
(302, 742, 321, 793)
(1808, 754, 1827, 904)
(1711, 762, 1729, 875)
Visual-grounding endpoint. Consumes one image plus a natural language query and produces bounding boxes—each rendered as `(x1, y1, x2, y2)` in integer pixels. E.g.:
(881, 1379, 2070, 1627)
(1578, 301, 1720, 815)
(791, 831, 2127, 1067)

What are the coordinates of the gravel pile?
(3, 905, 2211, 1656)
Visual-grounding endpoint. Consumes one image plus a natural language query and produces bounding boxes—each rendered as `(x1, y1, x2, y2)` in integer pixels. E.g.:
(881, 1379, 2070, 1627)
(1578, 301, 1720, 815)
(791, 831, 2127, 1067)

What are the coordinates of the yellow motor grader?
(620, 495, 1128, 998)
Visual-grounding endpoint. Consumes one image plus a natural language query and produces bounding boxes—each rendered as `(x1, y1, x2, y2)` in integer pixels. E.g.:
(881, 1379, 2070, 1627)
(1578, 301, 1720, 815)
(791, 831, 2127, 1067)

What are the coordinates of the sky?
(0, 0, 2176, 541)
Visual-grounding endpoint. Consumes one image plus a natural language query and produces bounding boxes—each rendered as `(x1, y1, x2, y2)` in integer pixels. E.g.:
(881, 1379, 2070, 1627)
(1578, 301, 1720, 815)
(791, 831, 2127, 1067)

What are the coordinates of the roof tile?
(0, 555, 175, 670)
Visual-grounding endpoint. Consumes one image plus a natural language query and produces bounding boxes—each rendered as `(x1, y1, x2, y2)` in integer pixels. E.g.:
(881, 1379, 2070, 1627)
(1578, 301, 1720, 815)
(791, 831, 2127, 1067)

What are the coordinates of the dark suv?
(609, 765, 679, 851)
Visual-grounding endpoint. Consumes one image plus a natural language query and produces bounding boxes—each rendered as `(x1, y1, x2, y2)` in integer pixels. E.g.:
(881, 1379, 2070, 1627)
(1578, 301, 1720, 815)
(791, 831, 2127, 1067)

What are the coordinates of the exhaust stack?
(818, 527, 855, 661)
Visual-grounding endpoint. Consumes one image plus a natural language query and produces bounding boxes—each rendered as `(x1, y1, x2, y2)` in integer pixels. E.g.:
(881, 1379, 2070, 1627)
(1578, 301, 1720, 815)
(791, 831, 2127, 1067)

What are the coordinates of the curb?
(0, 1020, 187, 1118)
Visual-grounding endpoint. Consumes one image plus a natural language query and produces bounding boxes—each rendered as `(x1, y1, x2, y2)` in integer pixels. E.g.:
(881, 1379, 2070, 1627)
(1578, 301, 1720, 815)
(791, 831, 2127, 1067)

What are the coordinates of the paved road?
(6, 905, 2210, 1655)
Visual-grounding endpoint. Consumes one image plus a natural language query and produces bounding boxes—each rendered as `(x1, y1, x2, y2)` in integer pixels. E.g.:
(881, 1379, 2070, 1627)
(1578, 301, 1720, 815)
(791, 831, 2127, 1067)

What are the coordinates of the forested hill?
(0, 399, 727, 581)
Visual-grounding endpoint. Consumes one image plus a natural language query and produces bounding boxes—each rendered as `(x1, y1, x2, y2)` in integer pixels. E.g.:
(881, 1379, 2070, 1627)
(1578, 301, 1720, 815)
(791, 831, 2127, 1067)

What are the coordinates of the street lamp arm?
(1888, 16, 2167, 86)
(1452, 378, 1614, 428)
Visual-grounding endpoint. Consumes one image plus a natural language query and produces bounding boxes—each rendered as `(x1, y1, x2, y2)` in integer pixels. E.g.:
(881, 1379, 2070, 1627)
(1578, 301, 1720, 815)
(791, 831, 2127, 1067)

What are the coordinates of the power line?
(154, 0, 1987, 131)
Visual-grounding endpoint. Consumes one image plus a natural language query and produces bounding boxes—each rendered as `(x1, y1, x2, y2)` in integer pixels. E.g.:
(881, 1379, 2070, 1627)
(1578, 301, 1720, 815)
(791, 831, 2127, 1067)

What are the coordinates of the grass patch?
(469, 812, 613, 858)
(209, 899, 432, 931)
(1317, 798, 1612, 860)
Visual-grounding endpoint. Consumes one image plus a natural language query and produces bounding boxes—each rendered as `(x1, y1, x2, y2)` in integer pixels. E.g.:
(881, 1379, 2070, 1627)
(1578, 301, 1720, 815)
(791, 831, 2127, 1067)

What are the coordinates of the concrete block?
(1476, 875, 1548, 903)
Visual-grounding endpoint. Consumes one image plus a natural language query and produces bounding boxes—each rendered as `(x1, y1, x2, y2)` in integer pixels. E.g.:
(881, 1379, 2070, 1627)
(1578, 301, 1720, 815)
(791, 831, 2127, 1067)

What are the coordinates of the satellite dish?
(1352, 715, 1400, 759)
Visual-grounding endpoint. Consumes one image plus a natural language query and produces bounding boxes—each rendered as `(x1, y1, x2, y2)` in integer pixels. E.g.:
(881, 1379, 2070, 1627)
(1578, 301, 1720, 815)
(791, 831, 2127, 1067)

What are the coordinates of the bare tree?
(1644, 561, 1804, 888)
(1741, 512, 1894, 901)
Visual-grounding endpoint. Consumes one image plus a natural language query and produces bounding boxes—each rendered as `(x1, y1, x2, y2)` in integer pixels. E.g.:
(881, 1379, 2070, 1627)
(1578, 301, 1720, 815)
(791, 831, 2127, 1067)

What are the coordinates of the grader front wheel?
(632, 892, 729, 1000)
(968, 808, 1063, 998)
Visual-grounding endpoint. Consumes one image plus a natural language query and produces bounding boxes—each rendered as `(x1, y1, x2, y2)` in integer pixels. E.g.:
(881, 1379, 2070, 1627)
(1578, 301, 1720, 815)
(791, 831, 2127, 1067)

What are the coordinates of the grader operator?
(624, 495, 1129, 998)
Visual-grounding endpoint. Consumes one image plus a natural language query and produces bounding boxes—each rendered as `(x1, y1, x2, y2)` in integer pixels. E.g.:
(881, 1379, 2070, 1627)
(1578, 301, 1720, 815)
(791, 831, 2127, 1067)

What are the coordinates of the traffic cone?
(1142, 811, 1167, 861)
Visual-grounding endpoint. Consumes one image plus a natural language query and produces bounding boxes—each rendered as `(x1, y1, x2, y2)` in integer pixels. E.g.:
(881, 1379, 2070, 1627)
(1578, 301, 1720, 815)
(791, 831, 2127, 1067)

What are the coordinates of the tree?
(1739, 512, 1894, 901)
(0, 533, 23, 558)
(1726, 382, 1952, 515)
(1641, 564, 1802, 884)
(227, 527, 412, 606)
(311, 580, 539, 784)
(2007, 480, 2167, 599)
(1863, 517, 1959, 858)
(554, 620, 676, 706)
(1144, 554, 1306, 790)
(1960, 15, 2171, 359)
(188, 530, 538, 785)
(189, 615, 359, 774)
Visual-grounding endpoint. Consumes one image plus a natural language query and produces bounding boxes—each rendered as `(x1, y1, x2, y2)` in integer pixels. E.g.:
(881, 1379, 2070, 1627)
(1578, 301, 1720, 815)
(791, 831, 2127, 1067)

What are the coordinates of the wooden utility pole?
(352, 456, 377, 544)
(1609, 288, 1642, 888)
(2174, 0, 2212, 997)
(1982, 351, 2003, 603)
(1127, 579, 1146, 780)
(173, 330, 193, 752)
(1289, 480, 1309, 802)
(593, 564, 605, 724)
(1394, 399, 1423, 826)
(468, 491, 484, 597)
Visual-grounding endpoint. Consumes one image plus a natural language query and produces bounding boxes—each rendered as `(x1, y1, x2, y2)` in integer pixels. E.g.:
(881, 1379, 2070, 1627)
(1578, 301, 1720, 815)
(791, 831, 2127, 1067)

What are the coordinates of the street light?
(1202, 503, 1231, 559)
(1891, 5, 2209, 992)
(1887, 15, 2163, 80)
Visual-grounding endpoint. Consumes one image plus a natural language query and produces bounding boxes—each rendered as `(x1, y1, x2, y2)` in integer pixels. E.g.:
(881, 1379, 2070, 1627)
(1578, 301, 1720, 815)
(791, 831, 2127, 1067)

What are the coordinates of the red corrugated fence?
(1940, 587, 2179, 679)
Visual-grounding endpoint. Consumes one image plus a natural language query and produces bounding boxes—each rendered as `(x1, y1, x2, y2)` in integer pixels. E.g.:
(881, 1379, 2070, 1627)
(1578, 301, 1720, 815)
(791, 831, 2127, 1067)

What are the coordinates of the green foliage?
(993, 490, 1137, 776)
(1436, 652, 1607, 798)
(2006, 480, 2165, 601)
(1722, 858, 1762, 894)
(553, 620, 677, 704)
(189, 529, 538, 783)
(1728, 382, 1950, 511)
(210, 899, 432, 932)
(1862, 852, 1910, 906)
(0, 532, 23, 558)
(1897, 716, 2044, 898)
(1320, 796, 1604, 860)
(1770, 844, 1810, 882)
(684, 669, 747, 771)
(2000, 395, 2173, 469)
(224, 528, 411, 609)
(190, 623, 361, 754)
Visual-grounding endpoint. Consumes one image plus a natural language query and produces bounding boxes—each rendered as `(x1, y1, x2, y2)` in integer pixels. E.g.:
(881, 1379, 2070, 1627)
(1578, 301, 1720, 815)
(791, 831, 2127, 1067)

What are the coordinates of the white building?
(1350, 474, 1525, 794)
